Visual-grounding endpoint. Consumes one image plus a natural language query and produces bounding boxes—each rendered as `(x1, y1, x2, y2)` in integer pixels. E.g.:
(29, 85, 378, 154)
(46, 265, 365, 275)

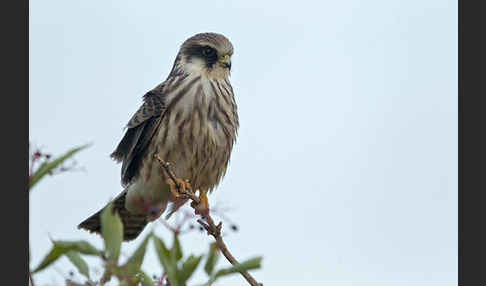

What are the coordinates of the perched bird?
(78, 32, 239, 241)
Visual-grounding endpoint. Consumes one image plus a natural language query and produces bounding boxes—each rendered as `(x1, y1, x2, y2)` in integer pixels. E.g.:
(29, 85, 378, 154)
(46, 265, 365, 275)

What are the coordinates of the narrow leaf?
(214, 257, 262, 279)
(153, 236, 179, 286)
(153, 235, 170, 260)
(172, 232, 183, 262)
(33, 240, 101, 273)
(33, 244, 65, 273)
(34, 240, 102, 272)
(65, 250, 90, 279)
(204, 243, 219, 276)
(100, 202, 123, 264)
(178, 255, 202, 283)
(54, 240, 102, 256)
(29, 144, 90, 189)
(123, 233, 152, 275)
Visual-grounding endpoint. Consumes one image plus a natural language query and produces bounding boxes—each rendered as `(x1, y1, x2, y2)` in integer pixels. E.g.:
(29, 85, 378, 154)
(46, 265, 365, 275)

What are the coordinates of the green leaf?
(178, 255, 202, 283)
(153, 235, 179, 286)
(33, 244, 65, 273)
(213, 257, 262, 279)
(33, 240, 102, 274)
(65, 250, 90, 279)
(138, 271, 156, 286)
(118, 280, 131, 286)
(29, 144, 90, 190)
(100, 202, 123, 264)
(153, 235, 170, 260)
(172, 232, 183, 262)
(123, 233, 152, 275)
(54, 240, 102, 256)
(204, 242, 219, 276)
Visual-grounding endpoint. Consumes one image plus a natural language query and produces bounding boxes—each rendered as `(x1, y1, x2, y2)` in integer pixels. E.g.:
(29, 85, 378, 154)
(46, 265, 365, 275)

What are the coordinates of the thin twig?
(155, 154, 262, 286)
(29, 247, 35, 286)
(159, 210, 196, 235)
(29, 270, 35, 286)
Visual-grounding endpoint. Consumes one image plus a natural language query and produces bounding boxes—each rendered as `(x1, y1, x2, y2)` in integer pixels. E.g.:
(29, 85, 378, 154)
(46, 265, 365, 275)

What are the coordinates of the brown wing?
(111, 87, 167, 186)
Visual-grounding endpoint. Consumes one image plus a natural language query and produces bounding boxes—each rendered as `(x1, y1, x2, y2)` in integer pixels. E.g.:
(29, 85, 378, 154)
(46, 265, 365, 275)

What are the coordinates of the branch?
(29, 247, 35, 286)
(155, 154, 263, 286)
(29, 270, 35, 286)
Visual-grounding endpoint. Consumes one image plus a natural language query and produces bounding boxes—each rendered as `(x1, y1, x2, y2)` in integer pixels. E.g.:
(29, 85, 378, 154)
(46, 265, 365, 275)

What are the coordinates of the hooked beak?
(218, 54, 231, 70)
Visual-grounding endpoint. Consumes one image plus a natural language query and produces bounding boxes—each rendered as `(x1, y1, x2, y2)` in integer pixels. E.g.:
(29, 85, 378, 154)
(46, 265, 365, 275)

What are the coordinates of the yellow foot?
(191, 189, 210, 216)
(166, 178, 191, 199)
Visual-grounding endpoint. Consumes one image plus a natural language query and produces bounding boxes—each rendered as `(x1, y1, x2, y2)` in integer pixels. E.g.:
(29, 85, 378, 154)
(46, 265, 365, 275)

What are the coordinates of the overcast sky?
(29, 0, 457, 285)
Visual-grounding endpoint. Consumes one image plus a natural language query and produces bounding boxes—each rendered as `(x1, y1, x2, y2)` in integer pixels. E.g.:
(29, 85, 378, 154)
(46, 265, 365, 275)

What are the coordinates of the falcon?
(78, 33, 238, 241)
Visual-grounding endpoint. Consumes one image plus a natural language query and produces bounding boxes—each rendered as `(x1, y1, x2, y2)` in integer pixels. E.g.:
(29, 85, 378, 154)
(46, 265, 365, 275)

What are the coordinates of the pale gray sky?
(29, 0, 457, 285)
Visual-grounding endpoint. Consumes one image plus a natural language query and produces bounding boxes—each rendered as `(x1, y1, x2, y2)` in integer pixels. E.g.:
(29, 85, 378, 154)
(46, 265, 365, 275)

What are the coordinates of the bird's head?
(174, 32, 234, 79)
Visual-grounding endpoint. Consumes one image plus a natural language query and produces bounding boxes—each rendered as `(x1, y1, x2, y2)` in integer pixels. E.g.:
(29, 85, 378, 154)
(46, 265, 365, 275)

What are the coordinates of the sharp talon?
(179, 179, 186, 193)
(166, 178, 180, 198)
(167, 177, 192, 200)
(194, 189, 210, 216)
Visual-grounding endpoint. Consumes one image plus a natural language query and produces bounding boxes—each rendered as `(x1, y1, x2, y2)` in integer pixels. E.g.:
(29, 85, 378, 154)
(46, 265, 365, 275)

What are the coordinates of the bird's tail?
(78, 191, 149, 241)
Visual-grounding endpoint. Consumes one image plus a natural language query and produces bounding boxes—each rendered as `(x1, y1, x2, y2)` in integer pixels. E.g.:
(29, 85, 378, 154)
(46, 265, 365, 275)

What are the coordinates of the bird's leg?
(191, 188, 210, 216)
(166, 178, 192, 199)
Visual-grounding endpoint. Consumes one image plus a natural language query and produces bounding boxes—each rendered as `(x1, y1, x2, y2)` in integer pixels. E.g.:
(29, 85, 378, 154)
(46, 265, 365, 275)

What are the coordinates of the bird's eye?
(202, 47, 216, 57)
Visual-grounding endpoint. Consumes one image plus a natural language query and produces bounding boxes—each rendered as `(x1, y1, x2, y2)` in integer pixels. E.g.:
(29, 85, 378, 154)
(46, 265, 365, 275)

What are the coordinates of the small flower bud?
(33, 151, 42, 159)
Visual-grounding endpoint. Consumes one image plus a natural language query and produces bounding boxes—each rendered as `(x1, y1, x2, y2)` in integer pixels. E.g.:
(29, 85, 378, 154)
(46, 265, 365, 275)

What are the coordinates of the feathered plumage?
(79, 33, 238, 241)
